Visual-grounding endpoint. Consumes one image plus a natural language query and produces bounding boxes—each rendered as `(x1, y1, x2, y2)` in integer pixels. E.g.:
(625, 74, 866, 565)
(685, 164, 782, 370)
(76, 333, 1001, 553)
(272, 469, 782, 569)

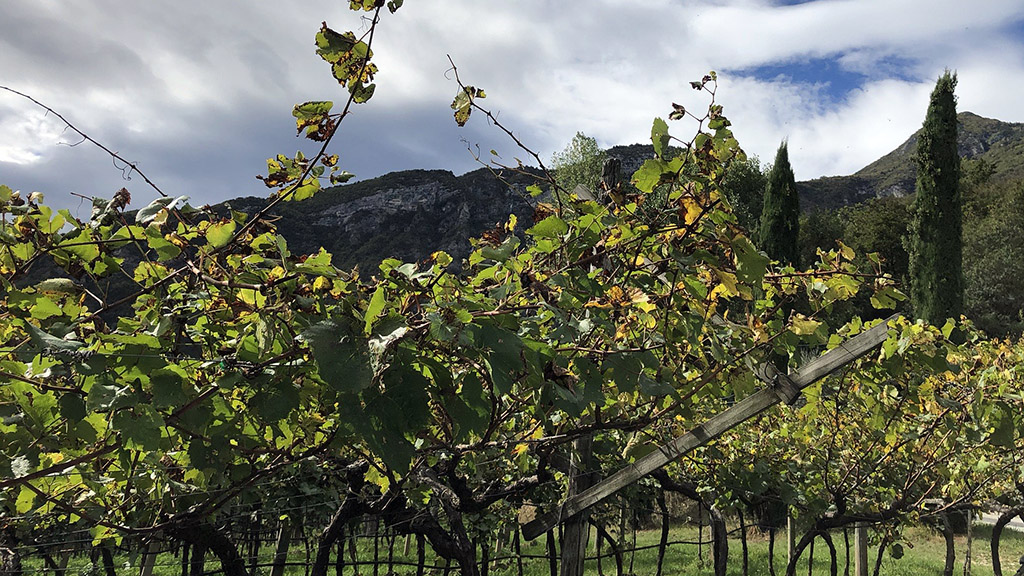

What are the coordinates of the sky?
(2, 0, 1024, 215)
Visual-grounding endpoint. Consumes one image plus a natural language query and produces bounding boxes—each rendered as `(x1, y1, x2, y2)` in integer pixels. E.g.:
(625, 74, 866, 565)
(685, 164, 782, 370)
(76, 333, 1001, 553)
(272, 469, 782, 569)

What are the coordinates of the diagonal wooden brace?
(761, 364, 801, 405)
(520, 314, 898, 541)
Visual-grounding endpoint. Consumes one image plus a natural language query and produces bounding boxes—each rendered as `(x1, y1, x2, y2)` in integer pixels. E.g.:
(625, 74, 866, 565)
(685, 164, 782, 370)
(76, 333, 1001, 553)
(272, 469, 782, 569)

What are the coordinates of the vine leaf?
(651, 117, 670, 158)
(476, 324, 524, 396)
(316, 24, 377, 92)
(293, 101, 335, 140)
(205, 220, 236, 249)
(150, 368, 188, 409)
(990, 402, 1017, 447)
(732, 235, 769, 285)
(349, 0, 381, 10)
(529, 216, 568, 239)
(136, 196, 189, 226)
(446, 373, 489, 443)
(359, 364, 431, 474)
(298, 319, 372, 394)
(451, 86, 485, 127)
(112, 406, 164, 450)
(364, 286, 387, 333)
(25, 323, 82, 352)
(58, 393, 86, 421)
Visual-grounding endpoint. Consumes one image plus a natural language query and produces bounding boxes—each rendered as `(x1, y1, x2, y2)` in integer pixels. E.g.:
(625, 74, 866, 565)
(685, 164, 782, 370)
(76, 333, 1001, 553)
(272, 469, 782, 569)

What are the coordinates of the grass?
(21, 521, 1024, 576)
(495, 523, 1024, 576)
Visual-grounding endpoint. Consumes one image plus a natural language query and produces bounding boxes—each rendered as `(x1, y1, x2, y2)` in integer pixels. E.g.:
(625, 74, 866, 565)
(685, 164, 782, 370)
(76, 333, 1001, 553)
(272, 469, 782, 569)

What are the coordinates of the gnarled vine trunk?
(709, 508, 728, 576)
(820, 530, 838, 576)
(656, 491, 669, 576)
(990, 508, 1024, 576)
(785, 526, 836, 576)
(312, 495, 365, 576)
(589, 519, 623, 576)
(169, 521, 247, 576)
(0, 530, 21, 576)
(938, 513, 956, 576)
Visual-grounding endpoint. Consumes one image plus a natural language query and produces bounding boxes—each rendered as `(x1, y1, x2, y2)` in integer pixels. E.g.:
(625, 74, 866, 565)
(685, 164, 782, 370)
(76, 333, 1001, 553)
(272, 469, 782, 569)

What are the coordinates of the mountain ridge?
(797, 111, 1024, 211)
(229, 111, 1024, 271)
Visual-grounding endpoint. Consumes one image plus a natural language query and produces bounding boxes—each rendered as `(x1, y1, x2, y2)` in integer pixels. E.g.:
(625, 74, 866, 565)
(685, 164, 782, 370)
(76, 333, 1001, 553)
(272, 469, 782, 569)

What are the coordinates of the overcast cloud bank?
(1, 0, 1023, 214)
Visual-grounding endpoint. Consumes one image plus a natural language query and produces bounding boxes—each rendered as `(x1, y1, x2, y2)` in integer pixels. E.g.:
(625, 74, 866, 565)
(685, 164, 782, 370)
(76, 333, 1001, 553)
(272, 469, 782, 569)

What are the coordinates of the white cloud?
(0, 0, 1022, 211)
(0, 104, 66, 165)
(688, 0, 1024, 70)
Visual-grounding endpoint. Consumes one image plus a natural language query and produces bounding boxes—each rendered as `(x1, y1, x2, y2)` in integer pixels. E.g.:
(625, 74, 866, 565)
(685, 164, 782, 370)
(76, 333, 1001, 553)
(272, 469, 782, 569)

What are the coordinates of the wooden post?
(560, 435, 594, 576)
(140, 541, 159, 576)
(271, 518, 292, 576)
(854, 524, 868, 576)
(964, 508, 972, 576)
(786, 514, 796, 569)
(521, 316, 896, 540)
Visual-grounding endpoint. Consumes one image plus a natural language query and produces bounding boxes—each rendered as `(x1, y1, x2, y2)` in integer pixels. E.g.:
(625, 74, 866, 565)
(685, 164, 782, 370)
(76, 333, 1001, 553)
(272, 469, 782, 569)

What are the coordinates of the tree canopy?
(759, 141, 801, 268)
(551, 132, 607, 196)
(909, 70, 963, 325)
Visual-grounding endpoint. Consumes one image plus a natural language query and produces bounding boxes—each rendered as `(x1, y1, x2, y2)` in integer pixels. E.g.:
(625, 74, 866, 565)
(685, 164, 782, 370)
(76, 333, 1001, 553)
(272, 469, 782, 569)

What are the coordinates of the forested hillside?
(795, 113, 1024, 335)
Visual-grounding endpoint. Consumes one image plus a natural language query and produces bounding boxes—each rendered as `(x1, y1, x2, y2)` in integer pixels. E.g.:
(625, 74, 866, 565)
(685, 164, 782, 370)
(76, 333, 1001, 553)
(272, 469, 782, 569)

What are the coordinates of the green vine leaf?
(205, 219, 236, 249)
(24, 323, 82, 352)
(651, 117, 670, 158)
(316, 24, 377, 90)
(298, 319, 373, 394)
(293, 100, 335, 140)
(135, 196, 189, 226)
(451, 86, 485, 127)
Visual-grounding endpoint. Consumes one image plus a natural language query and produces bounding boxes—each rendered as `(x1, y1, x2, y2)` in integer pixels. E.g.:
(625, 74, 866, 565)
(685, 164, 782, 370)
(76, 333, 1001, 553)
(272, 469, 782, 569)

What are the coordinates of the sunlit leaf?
(651, 117, 670, 158)
(451, 86, 485, 127)
(205, 220, 236, 249)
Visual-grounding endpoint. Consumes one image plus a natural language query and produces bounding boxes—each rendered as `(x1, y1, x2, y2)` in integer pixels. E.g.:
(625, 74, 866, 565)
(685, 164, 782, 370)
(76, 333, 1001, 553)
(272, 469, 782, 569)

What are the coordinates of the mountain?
(221, 111, 1024, 272)
(223, 145, 658, 273)
(797, 112, 1024, 212)
(225, 167, 542, 272)
(18, 112, 1023, 333)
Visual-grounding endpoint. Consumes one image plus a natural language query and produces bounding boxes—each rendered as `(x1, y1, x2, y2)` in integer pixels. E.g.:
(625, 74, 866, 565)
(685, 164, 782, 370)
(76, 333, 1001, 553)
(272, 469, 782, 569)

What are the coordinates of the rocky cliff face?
(226, 167, 541, 272)
(227, 145, 663, 272)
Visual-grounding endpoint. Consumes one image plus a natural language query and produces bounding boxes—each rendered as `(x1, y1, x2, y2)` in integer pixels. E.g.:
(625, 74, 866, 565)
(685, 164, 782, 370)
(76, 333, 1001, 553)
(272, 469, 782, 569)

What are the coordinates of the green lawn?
(23, 522, 1024, 576)
(508, 523, 1024, 576)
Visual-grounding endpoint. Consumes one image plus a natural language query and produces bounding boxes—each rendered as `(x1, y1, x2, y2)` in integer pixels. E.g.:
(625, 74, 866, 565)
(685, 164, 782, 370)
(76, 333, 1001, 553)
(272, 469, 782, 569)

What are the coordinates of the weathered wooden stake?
(854, 524, 868, 576)
(786, 514, 796, 569)
(560, 435, 594, 576)
(521, 316, 896, 540)
(140, 541, 159, 576)
(965, 509, 973, 576)
(271, 518, 292, 576)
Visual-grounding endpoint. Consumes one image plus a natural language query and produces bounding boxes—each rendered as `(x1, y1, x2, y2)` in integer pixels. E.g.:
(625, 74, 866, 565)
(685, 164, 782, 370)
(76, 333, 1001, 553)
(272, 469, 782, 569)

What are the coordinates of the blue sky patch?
(729, 54, 920, 103)
(999, 15, 1024, 38)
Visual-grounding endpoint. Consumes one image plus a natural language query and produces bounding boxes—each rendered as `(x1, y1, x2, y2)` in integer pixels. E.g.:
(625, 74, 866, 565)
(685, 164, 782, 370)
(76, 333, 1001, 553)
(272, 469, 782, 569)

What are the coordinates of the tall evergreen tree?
(909, 71, 962, 324)
(759, 141, 800, 267)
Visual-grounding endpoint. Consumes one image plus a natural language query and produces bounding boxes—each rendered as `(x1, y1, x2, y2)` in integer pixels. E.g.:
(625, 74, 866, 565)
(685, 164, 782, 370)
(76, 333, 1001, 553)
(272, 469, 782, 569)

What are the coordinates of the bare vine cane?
(0, 85, 168, 198)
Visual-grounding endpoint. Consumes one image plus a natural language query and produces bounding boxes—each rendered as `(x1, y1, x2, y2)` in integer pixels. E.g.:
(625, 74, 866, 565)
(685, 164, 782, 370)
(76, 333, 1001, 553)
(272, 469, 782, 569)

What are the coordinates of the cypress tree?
(909, 71, 962, 324)
(759, 141, 800, 268)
